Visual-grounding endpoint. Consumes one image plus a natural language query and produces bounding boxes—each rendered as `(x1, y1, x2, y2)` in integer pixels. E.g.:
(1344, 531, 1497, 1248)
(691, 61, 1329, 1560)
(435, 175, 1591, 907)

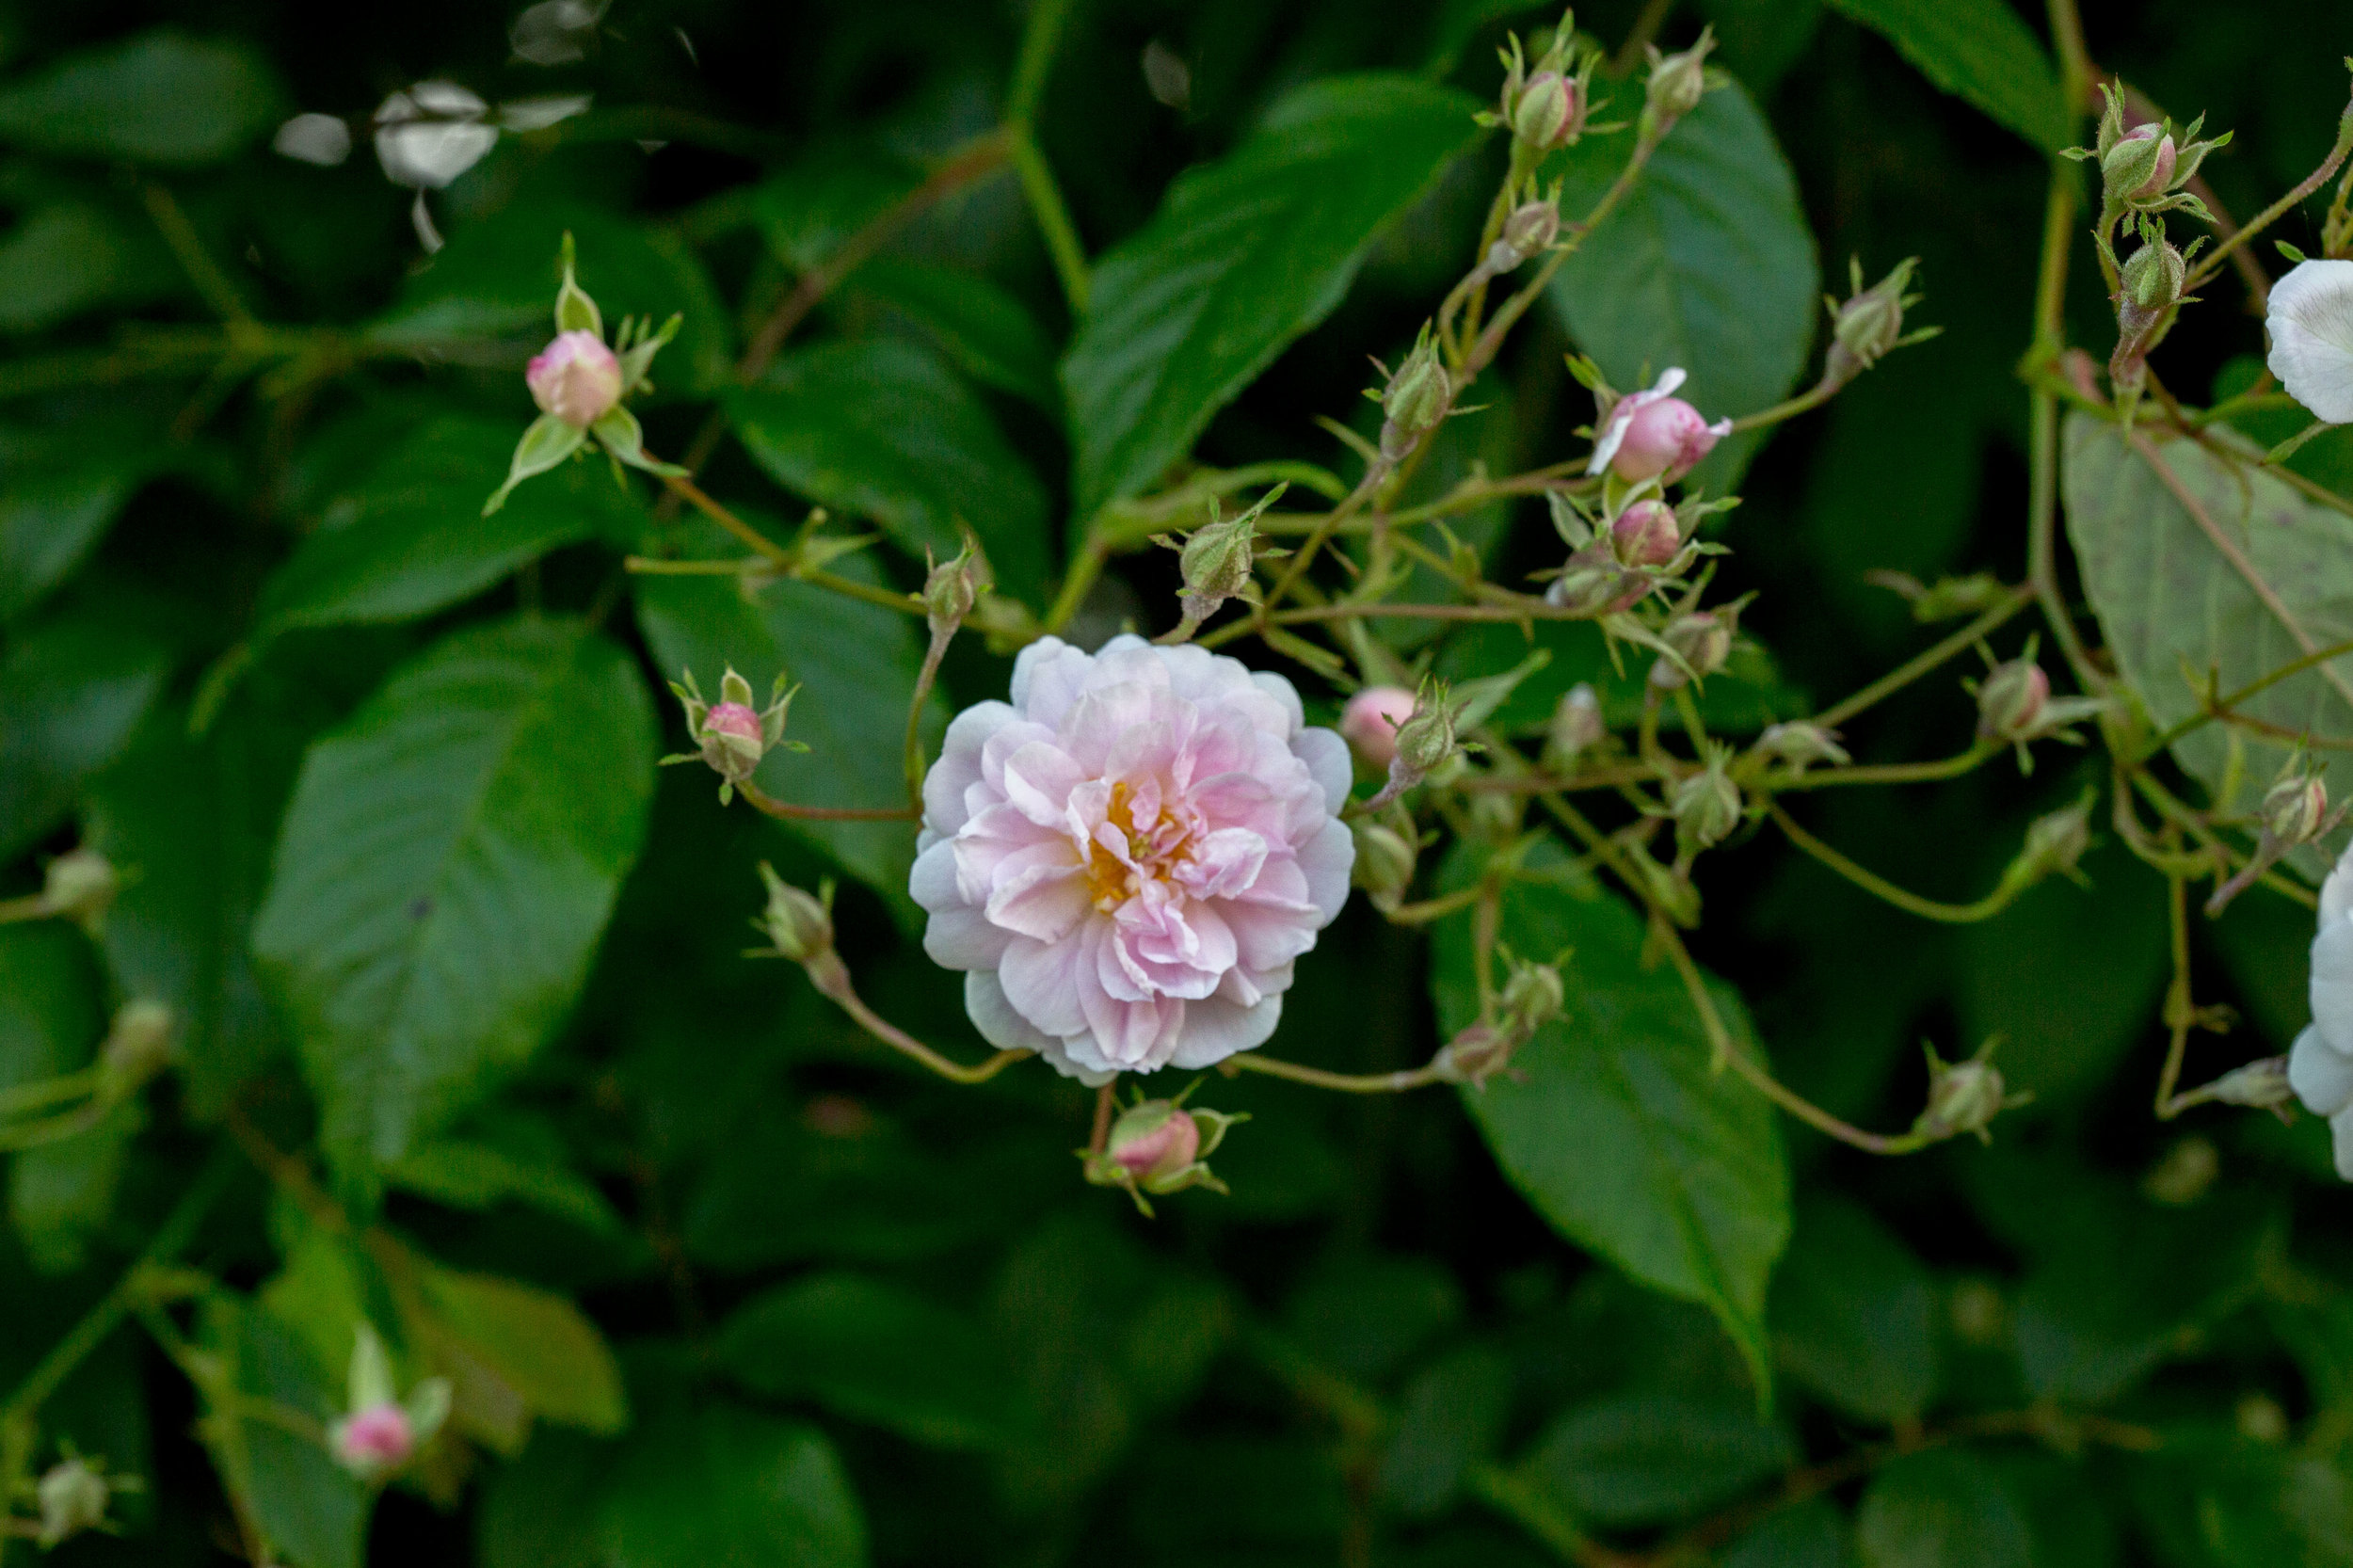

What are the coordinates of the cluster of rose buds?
(327, 1324, 450, 1483)
(1082, 1096, 1244, 1216)
(663, 666, 799, 804)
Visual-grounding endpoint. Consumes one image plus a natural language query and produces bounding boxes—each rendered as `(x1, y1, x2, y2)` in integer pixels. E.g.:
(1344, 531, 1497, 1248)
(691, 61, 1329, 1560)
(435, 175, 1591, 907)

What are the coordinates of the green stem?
(802, 953, 1032, 1083)
(1769, 803, 2025, 924)
(1223, 1052, 1448, 1094)
(1009, 127, 1091, 315)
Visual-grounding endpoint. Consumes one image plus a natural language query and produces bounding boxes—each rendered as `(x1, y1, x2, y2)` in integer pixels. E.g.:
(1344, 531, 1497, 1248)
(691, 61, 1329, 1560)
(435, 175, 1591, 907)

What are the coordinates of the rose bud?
(1609, 499, 1681, 568)
(330, 1403, 416, 1479)
(1108, 1100, 1201, 1184)
(526, 328, 623, 428)
(1587, 369, 1732, 483)
(1341, 685, 1418, 769)
(36, 1457, 114, 1548)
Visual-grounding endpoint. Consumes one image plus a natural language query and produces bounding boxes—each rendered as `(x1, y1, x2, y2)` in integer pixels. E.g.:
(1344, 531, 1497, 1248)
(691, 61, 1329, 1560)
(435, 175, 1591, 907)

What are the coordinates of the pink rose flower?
(526, 328, 622, 428)
(329, 1402, 414, 1477)
(912, 635, 1354, 1082)
(1586, 368, 1734, 482)
(1339, 685, 1417, 769)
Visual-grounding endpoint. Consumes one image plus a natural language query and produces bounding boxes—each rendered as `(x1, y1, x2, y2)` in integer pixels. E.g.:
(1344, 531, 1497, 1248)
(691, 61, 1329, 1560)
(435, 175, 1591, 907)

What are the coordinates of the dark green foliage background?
(2, 0, 2350, 1564)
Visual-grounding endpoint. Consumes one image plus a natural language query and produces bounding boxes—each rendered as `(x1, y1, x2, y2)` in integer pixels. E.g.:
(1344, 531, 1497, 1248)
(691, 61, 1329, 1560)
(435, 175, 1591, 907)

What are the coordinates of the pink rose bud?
(526, 328, 622, 428)
(1612, 397, 1721, 481)
(330, 1402, 415, 1477)
(1109, 1104, 1200, 1182)
(1610, 499, 1681, 567)
(1586, 369, 1732, 483)
(1341, 685, 1418, 768)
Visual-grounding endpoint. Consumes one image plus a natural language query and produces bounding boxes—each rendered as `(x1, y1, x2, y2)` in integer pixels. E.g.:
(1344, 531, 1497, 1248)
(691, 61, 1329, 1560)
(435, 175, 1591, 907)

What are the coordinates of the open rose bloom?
(2290, 842, 2353, 1176)
(913, 635, 1354, 1082)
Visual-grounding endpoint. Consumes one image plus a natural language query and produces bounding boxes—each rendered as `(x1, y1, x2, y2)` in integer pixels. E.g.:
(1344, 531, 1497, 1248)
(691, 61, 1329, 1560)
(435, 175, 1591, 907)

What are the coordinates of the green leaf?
(83, 691, 312, 1119)
(1957, 838, 2169, 1107)
(728, 339, 1050, 600)
(1769, 1193, 1939, 1425)
(0, 416, 177, 621)
(851, 257, 1061, 408)
(419, 1267, 629, 1439)
(370, 202, 729, 395)
(385, 1126, 623, 1234)
(1699, 0, 1829, 94)
(0, 923, 112, 1273)
(1376, 1347, 1513, 1519)
(1824, 0, 2073, 154)
(1515, 1393, 1795, 1528)
(634, 526, 937, 908)
(1432, 846, 1790, 1384)
(11, 1100, 140, 1274)
(252, 617, 656, 1173)
(199, 1295, 370, 1568)
(0, 603, 170, 862)
(2131, 1433, 2353, 1568)
(0, 29, 287, 165)
(1856, 1450, 2033, 1568)
(1283, 1253, 1464, 1384)
(1723, 1499, 1852, 1568)
(749, 142, 921, 271)
(715, 1270, 1011, 1448)
(1062, 73, 1484, 516)
(0, 201, 175, 335)
(1547, 82, 1818, 491)
(599, 1396, 868, 1568)
(2063, 416, 2353, 879)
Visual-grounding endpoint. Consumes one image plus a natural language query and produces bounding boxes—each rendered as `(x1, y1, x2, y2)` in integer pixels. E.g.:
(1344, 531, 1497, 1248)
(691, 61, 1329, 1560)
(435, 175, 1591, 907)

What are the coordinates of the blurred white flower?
(2289, 841, 2353, 1175)
(511, 0, 606, 66)
(374, 83, 497, 190)
(2265, 258, 2353, 424)
(272, 112, 352, 167)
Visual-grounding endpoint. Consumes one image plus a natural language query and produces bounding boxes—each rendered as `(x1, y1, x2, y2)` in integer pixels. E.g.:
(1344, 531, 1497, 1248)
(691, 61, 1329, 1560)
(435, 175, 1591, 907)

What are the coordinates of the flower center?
(1083, 779, 1194, 911)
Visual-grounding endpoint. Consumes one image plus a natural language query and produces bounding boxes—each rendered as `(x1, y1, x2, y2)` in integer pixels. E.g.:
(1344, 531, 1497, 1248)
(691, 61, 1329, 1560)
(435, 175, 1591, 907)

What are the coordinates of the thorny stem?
(801, 952, 1032, 1083)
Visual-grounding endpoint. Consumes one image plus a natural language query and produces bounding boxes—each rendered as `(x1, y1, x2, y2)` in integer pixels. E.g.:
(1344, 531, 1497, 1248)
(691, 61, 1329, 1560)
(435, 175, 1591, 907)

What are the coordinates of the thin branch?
(1769, 802, 2026, 926)
(801, 955, 1032, 1083)
(738, 781, 917, 823)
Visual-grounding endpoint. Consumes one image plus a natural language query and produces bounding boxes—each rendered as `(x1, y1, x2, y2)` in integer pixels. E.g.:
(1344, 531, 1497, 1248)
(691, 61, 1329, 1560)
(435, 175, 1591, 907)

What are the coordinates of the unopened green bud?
(1913, 1042, 2012, 1144)
(40, 846, 119, 933)
(2262, 771, 2329, 846)
(922, 540, 985, 633)
(1641, 27, 1715, 134)
(668, 665, 795, 801)
(756, 863, 834, 964)
(1498, 955, 1565, 1035)
(1489, 196, 1562, 272)
(98, 999, 175, 1097)
(1389, 693, 1460, 784)
(1544, 683, 1605, 769)
(1512, 71, 1580, 150)
(2206, 1055, 2294, 1109)
(1380, 332, 1451, 461)
(1351, 820, 1417, 907)
(1754, 721, 1849, 774)
(1670, 749, 1742, 853)
(1975, 659, 2049, 742)
(1178, 512, 1258, 614)
(1823, 256, 1922, 387)
(2121, 234, 2186, 313)
(37, 1457, 113, 1548)
(1654, 607, 1736, 686)
(2003, 797, 2093, 894)
(2101, 124, 2172, 204)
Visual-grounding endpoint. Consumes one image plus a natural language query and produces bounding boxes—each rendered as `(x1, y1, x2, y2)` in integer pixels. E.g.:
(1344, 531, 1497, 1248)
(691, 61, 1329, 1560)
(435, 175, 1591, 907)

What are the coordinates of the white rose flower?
(2265, 258, 2353, 424)
(2289, 841, 2353, 1176)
